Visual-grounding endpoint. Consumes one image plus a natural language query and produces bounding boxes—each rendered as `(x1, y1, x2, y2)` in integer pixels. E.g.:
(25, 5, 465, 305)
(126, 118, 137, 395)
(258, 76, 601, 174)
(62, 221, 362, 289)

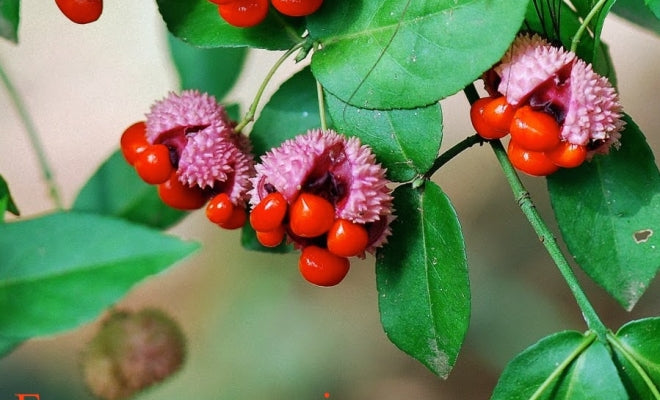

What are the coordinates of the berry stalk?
(488, 138, 608, 338)
(571, 0, 610, 53)
(234, 40, 307, 133)
(0, 57, 64, 210)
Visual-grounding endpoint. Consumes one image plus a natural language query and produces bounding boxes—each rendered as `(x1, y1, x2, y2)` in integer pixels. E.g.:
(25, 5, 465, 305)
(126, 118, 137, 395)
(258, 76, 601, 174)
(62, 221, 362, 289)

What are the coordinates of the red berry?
(510, 106, 561, 152)
(206, 193, 234, 224)
(271, 0, 323, 17)
(289, 193, 335, 238)
(218, 0, 268, 28)
(218, 207, 247, 230)
(507, 140, 559, 176)
(546, 142, 587, 168)
(120, 121, 149, 166)
(256, 226, 286, 247)
(299, 245, 350, 287)
(470, 97, 510, 140)
(55, 0, 103, 24)
(327, 219, 369, 257)
(250, 192, 288, 232)
(134, 145, 175, 185)
(158, 173, 208, 210)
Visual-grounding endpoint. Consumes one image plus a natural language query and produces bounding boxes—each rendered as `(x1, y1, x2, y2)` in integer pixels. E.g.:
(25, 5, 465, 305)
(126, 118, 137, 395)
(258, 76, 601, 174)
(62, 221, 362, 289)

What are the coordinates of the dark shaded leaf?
(0, 0, 19, 43)
(376, 181, 469, 378)
(0, 174, 19, 221)
(73, 150, 187, 230)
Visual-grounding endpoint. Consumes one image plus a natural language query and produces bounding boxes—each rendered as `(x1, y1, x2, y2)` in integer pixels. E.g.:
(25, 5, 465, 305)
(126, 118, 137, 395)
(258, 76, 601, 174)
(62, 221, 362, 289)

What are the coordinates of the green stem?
(570, 0, 609, 53)
(234, 41, 305, 133)
(316, 79, 328, 131)
(424, 134, 484, 179)
(489, 139, 608, 338)
(0, 57, 63, 210)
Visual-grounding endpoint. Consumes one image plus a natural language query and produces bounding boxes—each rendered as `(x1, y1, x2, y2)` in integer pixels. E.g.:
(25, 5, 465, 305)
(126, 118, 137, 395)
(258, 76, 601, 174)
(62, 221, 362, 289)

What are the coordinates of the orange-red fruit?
(55, 0, 103, 24)
(206, 193, 234, 224)
(470, 97, 510, 140)
(134, 145, 175, 185)
(546, 142, 587, 168)
(250, 192, 288, 232)
(289, 193, 335, 238)
(218, 0, 269, 28)
(510, 106, 561, 152)
(327, 219, 369, 257)
(271, 0, 323, 17)
(256, 226, 286, 247)
(299, 245, 350, 287)
(507, 140, 559, 176)
(218, 207, 247, 230)
(158, 173, 208, 210)
(120, 121, 149, 166)
(483, 97, 516, 133)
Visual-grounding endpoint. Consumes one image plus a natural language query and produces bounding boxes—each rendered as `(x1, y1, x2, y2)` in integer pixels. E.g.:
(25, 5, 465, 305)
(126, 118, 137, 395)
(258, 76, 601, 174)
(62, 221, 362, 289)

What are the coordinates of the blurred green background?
(1, 1, 660, 399)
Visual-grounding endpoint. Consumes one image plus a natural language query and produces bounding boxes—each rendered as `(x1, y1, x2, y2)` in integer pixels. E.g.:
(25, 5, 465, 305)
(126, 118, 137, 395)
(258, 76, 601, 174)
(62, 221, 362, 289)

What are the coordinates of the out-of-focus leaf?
(0, 211, 199, 340)
(376, 181, 469, 378)
(612, 0, 660, 35)
(0, 174, 19, 221)
(0, 0, 19, 43)
(168, 34, 247, 100)
(73, 150, 187, 230)
(548, 115, 660, 310)
(325, 93, 442, 183)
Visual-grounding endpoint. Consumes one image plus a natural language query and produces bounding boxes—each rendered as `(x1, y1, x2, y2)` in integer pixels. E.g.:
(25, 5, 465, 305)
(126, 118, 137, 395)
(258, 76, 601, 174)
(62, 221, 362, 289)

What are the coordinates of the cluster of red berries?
(120, 121, 247, 229)
(471, 96, 587, 176)
(55, 0, 103, 24)
(250, 191, 371, 286)
(208, 0, 323, 28)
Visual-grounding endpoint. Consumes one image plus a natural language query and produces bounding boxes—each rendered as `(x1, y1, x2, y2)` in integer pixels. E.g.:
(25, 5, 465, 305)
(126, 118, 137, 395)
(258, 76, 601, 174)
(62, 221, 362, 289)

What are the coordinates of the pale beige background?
(1, 2, 660, 399)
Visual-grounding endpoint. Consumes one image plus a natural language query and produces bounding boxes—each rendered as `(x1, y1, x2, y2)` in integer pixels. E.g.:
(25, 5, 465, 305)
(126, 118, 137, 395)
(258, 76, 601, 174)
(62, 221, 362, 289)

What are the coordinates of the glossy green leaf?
(610, 317, 660, 398)
(612, 0, 660, 35)
(168, 34, 247, 101)
(548, 116, 660, 310)
(250, 67, 326, 157)
(492, 331, 627, 399)
(325, 92, 442, 183)
(376, 181, 469, 378)
(0, 0, 19, 43)
(0, 174, 19, 221)
(73, 150, 187, 229)
(0, 211, 199, 340)
(308, 0, 528, 109)
(156, 0, 303, 50)
(647, 0, 660, 19)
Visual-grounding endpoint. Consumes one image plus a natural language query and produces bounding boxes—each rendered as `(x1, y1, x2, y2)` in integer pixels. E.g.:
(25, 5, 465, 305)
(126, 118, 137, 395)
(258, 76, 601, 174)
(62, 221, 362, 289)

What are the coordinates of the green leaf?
(376, 181, 469, 378)
(0, 211, 199, 340)
(325, 92, 442, 182)
(492, 331, 627, 399)
(548, 116, 660, 310)
(156, 0, 304, 50)
(0, 174, 19, 221)
(0, 0, 19, 43)
(612, 0, 660, 35)
(0, 338, 20, 358)
(167, 34, 247, 101)
(250, 67, 325, 157)
(73, 150, 187, 230)
(647, 0, 660, 20)
(308, 0, 529, 109)
(610, 317, 660, 398)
